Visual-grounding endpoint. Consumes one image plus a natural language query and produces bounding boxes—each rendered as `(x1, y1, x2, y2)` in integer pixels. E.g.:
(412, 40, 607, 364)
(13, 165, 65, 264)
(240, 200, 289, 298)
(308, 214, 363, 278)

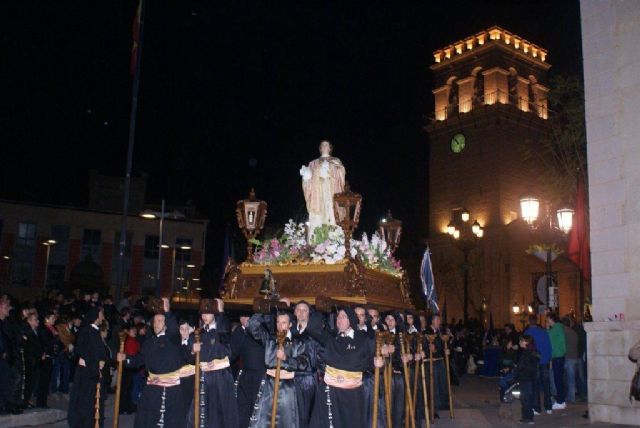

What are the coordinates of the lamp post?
(333, 183, 362, 259)
(140, 200, 186, 297)
(520, 196, 574, 313)
(378, 210, 402, 254)
(236, 189, 268, 262)
(446, 209, 484, 324)
(42, 239, 57, 290)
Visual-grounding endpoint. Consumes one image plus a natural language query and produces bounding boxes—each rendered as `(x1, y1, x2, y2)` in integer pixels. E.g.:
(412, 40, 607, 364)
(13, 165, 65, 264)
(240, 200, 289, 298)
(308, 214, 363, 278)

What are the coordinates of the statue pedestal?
(222, 260, 412, 310)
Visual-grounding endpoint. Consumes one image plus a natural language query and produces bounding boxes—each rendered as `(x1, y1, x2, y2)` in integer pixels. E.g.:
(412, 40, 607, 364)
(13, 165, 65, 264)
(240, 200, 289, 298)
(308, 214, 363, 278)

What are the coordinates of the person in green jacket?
(547, 313, 567, 409)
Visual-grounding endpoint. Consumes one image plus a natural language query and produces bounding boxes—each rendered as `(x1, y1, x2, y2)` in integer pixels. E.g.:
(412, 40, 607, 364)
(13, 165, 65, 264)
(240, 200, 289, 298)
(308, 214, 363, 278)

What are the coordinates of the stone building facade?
(581, 1, 640, 425)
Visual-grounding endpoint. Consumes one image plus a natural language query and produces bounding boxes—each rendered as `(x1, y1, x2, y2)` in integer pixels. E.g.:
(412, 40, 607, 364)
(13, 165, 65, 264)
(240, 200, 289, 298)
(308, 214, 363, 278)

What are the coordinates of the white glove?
(300, 165, 312, 181)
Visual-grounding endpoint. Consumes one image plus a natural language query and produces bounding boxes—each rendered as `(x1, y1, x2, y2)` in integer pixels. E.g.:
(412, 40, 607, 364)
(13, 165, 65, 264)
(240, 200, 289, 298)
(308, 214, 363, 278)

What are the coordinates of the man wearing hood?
(68, 306, 108, 428)
(117, 297, 187, 428)
(185, 298, 239, 428)
(384, 311, 414, 427)
(423, 313, 449, 417)
(306, 306, 378, 427)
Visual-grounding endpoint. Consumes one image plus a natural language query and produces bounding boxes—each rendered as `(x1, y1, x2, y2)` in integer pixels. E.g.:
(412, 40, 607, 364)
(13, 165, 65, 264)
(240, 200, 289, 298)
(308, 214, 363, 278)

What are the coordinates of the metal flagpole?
(116, 0, 146, 302)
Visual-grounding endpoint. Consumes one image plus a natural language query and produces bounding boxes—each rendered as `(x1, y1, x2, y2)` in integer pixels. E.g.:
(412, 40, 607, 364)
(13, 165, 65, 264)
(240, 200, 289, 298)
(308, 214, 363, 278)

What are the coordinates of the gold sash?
(324, 365, 363, 389)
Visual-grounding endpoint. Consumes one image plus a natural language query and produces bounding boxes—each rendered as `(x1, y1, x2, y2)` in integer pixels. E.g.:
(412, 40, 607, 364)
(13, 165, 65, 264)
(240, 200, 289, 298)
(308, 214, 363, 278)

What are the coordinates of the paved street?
(3, 375, 631, 427)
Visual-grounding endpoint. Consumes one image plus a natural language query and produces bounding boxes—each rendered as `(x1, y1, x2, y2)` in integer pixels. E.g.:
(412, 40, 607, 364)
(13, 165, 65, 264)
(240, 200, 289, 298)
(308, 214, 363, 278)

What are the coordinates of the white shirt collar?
(181, 338, 189, 345)
(297, 323, 306, 334)
(286, 330, 292, 340)
(358, 324, 367, 332)
(340, 328, 354, 339)
(157, 331, 166, 337)
(389, 328, 396, 334)
(407, 325, 418, 334)
(204, 321, 216, 331)
(91, 324, 99, 331)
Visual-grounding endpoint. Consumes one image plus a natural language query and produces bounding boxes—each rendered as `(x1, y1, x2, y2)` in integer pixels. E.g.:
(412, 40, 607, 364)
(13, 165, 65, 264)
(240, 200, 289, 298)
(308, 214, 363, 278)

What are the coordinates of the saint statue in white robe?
(300, 141, 346, 238)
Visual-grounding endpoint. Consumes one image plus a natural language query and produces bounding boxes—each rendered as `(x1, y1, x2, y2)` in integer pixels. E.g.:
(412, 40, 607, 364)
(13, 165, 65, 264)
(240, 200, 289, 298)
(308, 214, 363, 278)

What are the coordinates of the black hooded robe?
(68, 309, 108, 428)
(126, 312, 186, 428)
(307, 309, 374, 428)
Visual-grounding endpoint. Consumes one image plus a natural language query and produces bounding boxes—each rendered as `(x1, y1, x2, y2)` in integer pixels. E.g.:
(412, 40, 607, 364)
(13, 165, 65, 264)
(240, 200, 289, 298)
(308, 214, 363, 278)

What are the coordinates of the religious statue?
(300, 141, 346, 237)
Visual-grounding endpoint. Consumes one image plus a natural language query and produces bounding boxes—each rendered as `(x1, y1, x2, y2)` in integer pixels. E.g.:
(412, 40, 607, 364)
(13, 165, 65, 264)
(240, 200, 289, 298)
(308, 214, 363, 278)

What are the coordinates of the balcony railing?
(432, 89, 551, 122)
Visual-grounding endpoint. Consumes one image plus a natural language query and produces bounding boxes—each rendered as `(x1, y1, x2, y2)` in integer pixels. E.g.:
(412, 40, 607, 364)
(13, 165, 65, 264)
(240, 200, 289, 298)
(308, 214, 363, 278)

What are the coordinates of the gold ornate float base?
(221, 259, 412, 311)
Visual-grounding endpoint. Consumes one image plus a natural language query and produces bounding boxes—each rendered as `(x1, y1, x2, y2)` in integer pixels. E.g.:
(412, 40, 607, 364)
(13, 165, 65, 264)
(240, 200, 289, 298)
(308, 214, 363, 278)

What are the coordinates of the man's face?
(201, 313, 214, 325)
(127, 328, 137, 338)
(432, 316, 441, 330)
(406, 314, 414, 326)
(385, 315, 396, 331)
(294, 303, 310, 324)
(336, 310, 350, 332)
(239, 316, 250, 328)
(367, 308, 380, 325)
(91, 293, 99, 302)
(354, 307, 366, 326)
(319, 141, 331, 156)
(505, 326, 512, 334)
(179, 323, 191, 339)
(276, 314, 292, 333)
(419, 315, 427, 329)
(153, 314, 166, 335)
(96, 310, 105, 325)
(0, 302, 9, 319)
(27, 315, 39, 329)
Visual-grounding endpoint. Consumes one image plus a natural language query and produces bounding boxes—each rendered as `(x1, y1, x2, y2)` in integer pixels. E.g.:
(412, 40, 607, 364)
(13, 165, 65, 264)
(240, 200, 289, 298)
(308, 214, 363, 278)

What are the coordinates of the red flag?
(130, 0, 142, 76)
(567, 175, 590, 281)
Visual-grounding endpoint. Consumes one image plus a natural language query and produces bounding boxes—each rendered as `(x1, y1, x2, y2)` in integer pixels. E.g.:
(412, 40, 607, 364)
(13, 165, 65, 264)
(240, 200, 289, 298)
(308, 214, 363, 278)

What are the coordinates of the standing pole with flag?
(116, 0, 146, 302)
(420, 246, 440, 314)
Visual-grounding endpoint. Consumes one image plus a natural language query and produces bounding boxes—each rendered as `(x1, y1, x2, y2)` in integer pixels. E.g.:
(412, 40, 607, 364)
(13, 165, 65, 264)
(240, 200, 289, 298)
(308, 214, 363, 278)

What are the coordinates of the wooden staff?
(382, 332, 393, 428)
(372, 332, 382, 428)
(410, 335, 419, 415)
(95, 362, 104, 428)
(112, 331, 127, 428)
(398, 332, 415, 428)
(426, 334, 436, 422)
(194, 329, 201, 428)
(271, 331, 287, 428)
(418, 339, 431, 428)
(441, 333, 454, 418)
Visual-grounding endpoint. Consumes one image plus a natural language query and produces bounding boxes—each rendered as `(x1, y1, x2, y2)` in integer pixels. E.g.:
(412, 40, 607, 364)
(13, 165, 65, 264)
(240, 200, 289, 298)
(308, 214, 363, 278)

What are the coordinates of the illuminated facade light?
(520, 196, 540, 225)
(557, 208, 574, 234)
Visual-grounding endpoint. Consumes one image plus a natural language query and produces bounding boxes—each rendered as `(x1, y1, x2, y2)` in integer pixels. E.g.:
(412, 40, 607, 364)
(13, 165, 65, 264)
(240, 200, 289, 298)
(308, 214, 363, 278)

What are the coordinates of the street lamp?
(512, 301, 521, 315)
(447, 209, 484, 324)
(519, 196, 574, 313)
(333, 182, 362, 259)
(42, 239, 57, 290)
(236, 189, 268, 262)
(378, 210, 402, 254)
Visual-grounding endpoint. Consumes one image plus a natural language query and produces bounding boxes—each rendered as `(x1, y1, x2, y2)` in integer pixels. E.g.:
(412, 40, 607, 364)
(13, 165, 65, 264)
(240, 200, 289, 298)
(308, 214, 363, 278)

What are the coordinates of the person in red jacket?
(119, 325, 140, 414)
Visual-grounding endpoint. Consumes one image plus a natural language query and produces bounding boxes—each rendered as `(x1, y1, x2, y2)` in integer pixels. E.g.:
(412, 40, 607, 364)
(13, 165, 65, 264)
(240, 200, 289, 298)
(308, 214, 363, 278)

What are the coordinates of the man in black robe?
(185, 298, 239, 428)
(423, 314, 449, 415)
(307, 306, 379, 428)
(68, 307, 108, 428)
(118, 297, 186, 428)
(0, 297, 22, 415)
(248, 307, 308, 427)
(292, 300, 320, 428)
(384, 312, 413, 428)
(230, 311, 265, 428)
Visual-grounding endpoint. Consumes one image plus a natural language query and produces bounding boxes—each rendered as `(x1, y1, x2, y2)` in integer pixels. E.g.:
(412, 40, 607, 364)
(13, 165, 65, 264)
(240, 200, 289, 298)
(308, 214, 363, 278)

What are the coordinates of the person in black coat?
(292, 301, 321, 428)
(0, 298, 22, 415)
(513, 334, 540, 424)
(230, 312, 265, 428)
(307, 306, 378, 428)
(118, 298, 187, 428)
(185, 298, 239, 428)
(37, 311, 60, 408)
(22, 312, 43, 409)
(68, 307, 109, 428)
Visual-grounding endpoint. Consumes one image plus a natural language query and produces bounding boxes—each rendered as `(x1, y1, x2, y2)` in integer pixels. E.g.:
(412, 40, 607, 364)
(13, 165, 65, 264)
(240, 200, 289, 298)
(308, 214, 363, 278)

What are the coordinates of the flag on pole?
(130, 0, 142, 76)
(420, 246, 439, 313)
(567, 175, 590, 281)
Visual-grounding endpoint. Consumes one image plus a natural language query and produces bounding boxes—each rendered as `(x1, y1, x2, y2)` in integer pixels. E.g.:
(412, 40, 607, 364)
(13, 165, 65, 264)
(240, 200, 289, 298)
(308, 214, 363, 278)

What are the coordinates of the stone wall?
(581, 0, 640, 425)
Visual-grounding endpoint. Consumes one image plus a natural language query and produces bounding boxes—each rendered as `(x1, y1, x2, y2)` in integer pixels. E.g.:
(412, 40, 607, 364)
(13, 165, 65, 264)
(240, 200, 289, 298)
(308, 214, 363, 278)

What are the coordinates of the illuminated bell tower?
(425, 27, 576, 326)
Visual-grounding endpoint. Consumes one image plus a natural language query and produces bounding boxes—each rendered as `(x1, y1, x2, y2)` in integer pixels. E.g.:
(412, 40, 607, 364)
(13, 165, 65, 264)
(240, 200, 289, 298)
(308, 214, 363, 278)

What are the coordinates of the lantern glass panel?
(557, 208, 574, 233)
(520, 197, 540, 225)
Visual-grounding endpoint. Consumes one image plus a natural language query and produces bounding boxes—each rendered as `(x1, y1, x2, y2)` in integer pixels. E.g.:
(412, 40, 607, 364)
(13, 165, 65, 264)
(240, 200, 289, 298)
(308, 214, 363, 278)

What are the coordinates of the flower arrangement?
(249, 220, 402, 275)
(526, 243, 564, 263)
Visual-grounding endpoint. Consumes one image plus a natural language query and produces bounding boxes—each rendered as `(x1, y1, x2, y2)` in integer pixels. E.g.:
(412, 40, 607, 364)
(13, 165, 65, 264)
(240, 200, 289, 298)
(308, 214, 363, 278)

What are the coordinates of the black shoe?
(519, 419, 534, 425)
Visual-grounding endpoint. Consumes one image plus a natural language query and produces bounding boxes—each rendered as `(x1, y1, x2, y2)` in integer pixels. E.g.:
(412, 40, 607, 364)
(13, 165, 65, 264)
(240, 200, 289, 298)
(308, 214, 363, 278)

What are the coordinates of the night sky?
(1, 1, 583, 276)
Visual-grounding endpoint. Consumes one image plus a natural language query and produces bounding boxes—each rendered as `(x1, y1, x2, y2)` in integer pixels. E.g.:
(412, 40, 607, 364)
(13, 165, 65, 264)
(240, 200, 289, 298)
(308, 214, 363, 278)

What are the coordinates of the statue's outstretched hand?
(300, 166, 312, 181)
